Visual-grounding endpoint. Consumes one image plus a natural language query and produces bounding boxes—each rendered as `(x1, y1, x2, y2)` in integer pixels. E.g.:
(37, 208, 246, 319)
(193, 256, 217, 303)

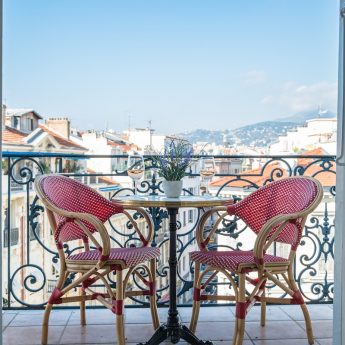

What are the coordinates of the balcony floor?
(3, 304, 333, 345)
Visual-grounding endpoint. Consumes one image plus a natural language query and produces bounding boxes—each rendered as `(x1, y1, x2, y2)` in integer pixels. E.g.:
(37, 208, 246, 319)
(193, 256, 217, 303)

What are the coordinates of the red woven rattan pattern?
(227, 177, 318, 248)
(39, 175, 124, 242)
(67, 247, 160, 268)
(190, 250, 287, 272)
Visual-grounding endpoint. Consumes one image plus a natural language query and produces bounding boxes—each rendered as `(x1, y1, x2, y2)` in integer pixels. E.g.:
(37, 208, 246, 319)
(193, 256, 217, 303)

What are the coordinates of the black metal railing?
(1, 152, 335, 309)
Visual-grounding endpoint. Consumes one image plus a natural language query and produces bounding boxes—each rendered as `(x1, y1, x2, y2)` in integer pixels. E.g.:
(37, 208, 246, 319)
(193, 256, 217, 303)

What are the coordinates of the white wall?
(270, 118, 337, 155)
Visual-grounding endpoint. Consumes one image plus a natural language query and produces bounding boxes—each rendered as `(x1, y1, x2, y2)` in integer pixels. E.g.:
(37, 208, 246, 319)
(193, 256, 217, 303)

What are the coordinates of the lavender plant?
(152, 139, 193, 181)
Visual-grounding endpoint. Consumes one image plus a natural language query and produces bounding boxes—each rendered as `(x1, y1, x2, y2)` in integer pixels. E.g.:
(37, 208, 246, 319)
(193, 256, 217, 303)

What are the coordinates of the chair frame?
(189, 176, 323, 345)
(35, 174, 160, 345)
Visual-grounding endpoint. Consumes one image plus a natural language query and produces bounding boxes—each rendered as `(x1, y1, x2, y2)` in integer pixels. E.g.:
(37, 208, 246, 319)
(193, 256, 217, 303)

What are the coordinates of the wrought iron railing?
(1, 152, 335, 309)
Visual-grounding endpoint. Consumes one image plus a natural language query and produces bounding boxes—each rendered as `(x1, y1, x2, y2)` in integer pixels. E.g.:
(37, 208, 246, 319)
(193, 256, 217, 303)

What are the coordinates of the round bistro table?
(113, 195, 232, 345)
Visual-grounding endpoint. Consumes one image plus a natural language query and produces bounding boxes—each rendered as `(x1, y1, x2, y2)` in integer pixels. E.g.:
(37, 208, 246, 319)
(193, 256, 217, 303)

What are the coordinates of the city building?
(269, 117, 337, 155)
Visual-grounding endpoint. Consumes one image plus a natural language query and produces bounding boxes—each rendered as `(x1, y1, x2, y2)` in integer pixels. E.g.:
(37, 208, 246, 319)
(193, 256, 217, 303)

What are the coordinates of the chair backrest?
(227, 177, 323, 249)
(35, 174, 123, 242)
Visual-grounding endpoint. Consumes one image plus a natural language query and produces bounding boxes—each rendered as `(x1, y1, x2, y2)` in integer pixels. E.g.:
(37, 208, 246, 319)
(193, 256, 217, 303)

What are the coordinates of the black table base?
(138, 208, 213, 345)
(138, 323, 212, 345)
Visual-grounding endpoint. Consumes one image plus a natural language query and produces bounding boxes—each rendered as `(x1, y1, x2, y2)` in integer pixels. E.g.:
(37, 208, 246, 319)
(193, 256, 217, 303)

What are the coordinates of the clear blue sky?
(4, 0, 339, 134)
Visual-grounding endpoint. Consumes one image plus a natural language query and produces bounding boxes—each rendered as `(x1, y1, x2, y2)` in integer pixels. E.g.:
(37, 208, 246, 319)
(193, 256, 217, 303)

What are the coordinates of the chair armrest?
(253, 212, 304, 265)
(50, 207, 111, 261)
(196, 206, 229, 250)
(121, 206, 154, 246)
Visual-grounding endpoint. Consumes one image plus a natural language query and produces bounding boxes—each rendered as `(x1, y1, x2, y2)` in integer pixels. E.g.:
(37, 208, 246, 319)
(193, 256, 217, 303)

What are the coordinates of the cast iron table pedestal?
(138, 207, 212, 345)
(114, 196, 231, 345)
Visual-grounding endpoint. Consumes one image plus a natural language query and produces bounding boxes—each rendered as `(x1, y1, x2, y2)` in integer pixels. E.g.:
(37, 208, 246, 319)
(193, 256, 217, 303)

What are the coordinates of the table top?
(113, 195, 233, 208)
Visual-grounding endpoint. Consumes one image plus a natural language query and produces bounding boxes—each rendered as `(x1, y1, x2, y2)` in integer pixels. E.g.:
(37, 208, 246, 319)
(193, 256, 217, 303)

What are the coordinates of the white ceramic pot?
(162, 180, 183, 198)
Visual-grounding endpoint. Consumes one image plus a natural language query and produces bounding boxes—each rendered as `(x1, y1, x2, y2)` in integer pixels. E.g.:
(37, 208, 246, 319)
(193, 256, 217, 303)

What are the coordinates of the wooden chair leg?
(41, 303, 53, 345)
(300, 303, 314, 345)
(42, 266, 68, 345)
(189, 262, 201, 334)
(116, 269, 125, 345)
(80, 288, 86, 326)
(260, 288, 266, 327)
(234, 273, 246, 345)
(149, 259, 160, 329)
(232, 317, 239, 345)
(287, 266, 314, 344)
(116, 314, 125, 345)
(190, 299, 201, 334)
(236, 318, 245, 345)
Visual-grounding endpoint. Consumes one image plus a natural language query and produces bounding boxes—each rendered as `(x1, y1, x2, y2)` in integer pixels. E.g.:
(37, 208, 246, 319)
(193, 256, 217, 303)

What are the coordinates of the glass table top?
(113, 194, 233, 207)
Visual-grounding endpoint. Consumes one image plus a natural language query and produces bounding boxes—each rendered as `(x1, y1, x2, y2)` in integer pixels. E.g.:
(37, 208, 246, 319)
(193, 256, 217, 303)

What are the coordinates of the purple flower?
(152, 138, 194, 180)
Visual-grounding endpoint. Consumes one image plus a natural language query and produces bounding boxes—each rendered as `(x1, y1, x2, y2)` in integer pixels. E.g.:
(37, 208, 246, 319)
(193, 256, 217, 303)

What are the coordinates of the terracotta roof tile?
(210, 163, 287, 188)
(39, 125, 87, 150)
(211, 161, 335, 189)
(301, 147, 327, 156)
(2, 126, 28, 143)
(299, 164, 335, 187)
(87, 168, 120, 185)
(298, 147, 329, 167)
(106, 140, 132, 152)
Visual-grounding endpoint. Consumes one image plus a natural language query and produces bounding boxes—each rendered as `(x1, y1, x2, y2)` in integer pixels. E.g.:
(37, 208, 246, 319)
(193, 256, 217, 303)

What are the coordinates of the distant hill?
(180, 109, 336, 148)
(275, 109, 336, 123)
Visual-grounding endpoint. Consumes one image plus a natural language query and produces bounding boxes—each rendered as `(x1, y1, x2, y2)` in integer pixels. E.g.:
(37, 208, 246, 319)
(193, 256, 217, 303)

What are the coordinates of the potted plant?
(152, 138, 193, 198)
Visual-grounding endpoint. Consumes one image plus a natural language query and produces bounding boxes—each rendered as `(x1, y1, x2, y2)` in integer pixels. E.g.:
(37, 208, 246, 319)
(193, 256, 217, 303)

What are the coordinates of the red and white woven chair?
(189, 176, 323, 345)
(35, 174, 160, 345)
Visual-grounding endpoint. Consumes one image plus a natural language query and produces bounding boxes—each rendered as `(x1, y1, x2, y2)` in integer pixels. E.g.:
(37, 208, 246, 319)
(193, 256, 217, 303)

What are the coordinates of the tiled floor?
(2, 304, 333, 344)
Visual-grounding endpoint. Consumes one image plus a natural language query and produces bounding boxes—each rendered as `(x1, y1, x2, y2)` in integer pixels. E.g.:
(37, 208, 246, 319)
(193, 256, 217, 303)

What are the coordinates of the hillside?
(181, 110, 336, 147)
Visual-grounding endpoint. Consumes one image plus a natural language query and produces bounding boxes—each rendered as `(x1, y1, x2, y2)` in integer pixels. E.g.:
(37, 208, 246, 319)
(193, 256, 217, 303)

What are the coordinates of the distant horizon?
(4, 1, 338, 134)
(3, 100, 336, 136)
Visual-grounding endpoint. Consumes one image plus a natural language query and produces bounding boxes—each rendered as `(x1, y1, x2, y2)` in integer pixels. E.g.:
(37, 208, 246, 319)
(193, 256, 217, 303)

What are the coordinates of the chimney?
(45, 117, 70, 139)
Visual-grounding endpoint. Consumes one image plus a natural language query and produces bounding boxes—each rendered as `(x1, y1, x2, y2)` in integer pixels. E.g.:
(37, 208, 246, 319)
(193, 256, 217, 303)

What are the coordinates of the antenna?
(318, 104, 327, 117)
(148, 120, 153, 153)
(128, 114, 131, 132)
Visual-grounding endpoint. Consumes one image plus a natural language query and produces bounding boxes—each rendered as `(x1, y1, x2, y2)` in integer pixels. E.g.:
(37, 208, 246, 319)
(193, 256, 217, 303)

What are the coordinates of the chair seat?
(190, 250, 288, 272)
(67, 247, 160, 268)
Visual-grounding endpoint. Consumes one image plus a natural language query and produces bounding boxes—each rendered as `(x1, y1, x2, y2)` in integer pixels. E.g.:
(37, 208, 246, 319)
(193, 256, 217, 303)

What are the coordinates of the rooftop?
(3, 305, 333, 345)
(5, 108, 43, 119)
(2, 126, 29, 143)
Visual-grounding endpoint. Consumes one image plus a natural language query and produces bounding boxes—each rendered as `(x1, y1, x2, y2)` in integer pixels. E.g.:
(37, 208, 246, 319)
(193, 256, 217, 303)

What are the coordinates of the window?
(29, 119, 34, 131)
(12, 116, 19, 129)
(3, 227, 19, 247)
(47, 279, 57, 293)
(188, 210, 193, 223)
(183, 211, 186, 227)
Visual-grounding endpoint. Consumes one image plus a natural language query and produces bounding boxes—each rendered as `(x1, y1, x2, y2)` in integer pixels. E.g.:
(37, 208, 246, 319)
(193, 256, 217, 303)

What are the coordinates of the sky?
(4, 0, 339, 135)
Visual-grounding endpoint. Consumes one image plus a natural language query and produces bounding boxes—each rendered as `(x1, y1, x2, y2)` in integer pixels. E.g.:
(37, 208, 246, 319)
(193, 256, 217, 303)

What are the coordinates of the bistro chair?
(189, 176, 323, 345)
(34, 174, 160, 345)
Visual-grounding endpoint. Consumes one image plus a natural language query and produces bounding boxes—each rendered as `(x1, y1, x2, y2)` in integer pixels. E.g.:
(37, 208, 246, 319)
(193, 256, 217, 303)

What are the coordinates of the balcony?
(3, 305, 333, 344)
(1, 152, 336, 344)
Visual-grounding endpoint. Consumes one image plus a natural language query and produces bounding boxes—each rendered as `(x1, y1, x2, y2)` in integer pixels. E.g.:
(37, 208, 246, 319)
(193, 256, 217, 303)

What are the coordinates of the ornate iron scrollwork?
(3, 154, 335, 308)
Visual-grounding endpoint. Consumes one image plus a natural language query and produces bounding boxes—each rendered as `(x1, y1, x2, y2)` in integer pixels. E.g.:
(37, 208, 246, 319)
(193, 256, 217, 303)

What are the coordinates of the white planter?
(162, 180, 183, 198)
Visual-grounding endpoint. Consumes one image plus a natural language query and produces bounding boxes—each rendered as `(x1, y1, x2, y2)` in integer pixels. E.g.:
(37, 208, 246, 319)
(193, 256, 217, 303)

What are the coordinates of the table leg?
(138, 207, 212, 345)
(167, 207, 179, 340)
